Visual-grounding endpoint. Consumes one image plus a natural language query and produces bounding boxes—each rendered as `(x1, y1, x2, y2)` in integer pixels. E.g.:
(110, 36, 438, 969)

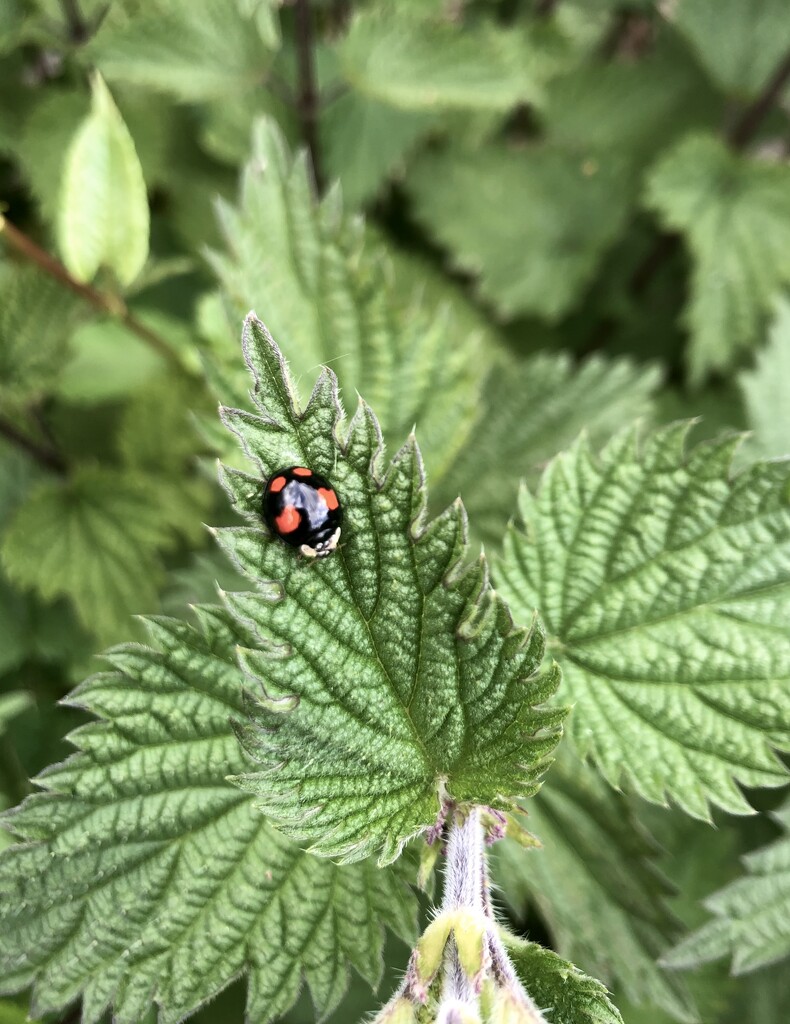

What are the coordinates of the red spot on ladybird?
(275, 506, 300, 534)
(318, 487, 338, 510)
(269, 476, 286, 493)
(292, 467, 312, 477)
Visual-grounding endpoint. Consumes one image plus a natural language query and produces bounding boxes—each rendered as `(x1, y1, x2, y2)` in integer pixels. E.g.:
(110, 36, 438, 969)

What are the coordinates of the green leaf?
(88, 0, 275, 102)
(407, 142, 633, 320)
(672, 0, 790, 98)
(217, 314, 564, 863)
(738, 295, 790, 460)
(15, 89, 89, 224)
(338, 4, 571, 112)
(0, 693, 32, 735)
(1, 466, 178, 644)
(540, 32, 722, 167)
(55, 317, 163, 403)
(496, 422, 790, 819)
(664, 799, 790, 976)
(494, 747, 695, 1022)
(502, 932, 624, 1024)
(0, 607, 417, 1024)
(58, 73, 149, 287)
(209, 118, 483, 483)
(0, 263, 78, 404)
(432, 353, 661, 547)
(721, 961, 790, 1024)
(321, 91, 435, 207)
(0, 1, 27, 55)
(644, 134, 790, 382)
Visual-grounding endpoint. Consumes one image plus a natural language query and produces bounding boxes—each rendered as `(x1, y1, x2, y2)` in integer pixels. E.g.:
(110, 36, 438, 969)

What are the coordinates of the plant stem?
(60, 0, 89, 42)
(442, 807, 487, 915)
(293, 0, 324, 196)
(0, 215, 187, 374)
(727, 50, 790, 148)
(440, 808, 486, 1007)
(0, 414, 67, 475)
(586, 45, 790, 350)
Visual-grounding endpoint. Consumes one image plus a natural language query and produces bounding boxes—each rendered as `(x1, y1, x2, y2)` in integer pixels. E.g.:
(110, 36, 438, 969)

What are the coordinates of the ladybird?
(263, 466, 342, 558)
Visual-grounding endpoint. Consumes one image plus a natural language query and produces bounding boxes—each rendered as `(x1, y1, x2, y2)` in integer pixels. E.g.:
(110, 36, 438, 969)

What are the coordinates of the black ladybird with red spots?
(262, 466, 343, 558)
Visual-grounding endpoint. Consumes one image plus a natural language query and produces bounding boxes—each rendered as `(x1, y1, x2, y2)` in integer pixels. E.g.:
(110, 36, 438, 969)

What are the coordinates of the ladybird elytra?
(263, 466, 342, 558)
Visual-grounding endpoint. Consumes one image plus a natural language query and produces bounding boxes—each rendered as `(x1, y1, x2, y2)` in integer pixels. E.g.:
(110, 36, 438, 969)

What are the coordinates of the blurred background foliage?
(1, 0, 789, 1021)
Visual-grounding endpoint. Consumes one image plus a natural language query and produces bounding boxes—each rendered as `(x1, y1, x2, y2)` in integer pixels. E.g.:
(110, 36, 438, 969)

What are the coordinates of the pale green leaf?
(664, 800, 790, 976)
(432, 353, 661, 547)
(0, 263, 78, 404)
(644, 134, 790, 382)
(1, 466, 177, 643)
(55, 317, 162, 403)
(494, 747, 694, 1022)
(321, 91, 435, 207)
(217, 314, 565, 863)
(0, 607, 417, 1024)
(209, 118, 484, 483)
(738, 295, 790, 460)
(338, 4, 573, 112)
(671, 0, 790, 98)
(407, 142, 633, 320)
(502, 932, 624, 1024)
(496, 422, 790, 818)
(16, 89, 89, 223)
(88, 0, 275, 102)
(199, 89, 294, 167)
(58, 73, 149, 287)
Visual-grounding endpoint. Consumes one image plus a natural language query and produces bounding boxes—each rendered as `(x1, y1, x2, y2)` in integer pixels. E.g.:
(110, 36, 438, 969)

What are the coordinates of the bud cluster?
(371, 809, 549, 1024)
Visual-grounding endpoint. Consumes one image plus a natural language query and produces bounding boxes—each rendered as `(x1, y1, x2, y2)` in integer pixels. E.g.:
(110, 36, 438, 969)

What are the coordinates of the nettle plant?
(4, 3, 790, 1023)
(3, 310, 790, 1024)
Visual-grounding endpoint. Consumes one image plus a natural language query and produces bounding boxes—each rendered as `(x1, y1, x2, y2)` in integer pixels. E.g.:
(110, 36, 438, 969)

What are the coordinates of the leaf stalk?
(0, 215, 189, 375)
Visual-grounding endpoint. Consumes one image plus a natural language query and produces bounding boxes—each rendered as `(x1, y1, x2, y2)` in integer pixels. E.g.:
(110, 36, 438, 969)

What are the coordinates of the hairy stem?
(0, 216, 188, 374)
(293, 0, 324, 196)
(441, 809, 486, 1007)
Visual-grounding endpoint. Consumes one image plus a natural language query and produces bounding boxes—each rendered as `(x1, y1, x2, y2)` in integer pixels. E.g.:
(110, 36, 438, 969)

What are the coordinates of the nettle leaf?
(540, 32, 722, 168)
(58, 73, 149, 287)
(432, 353, 661, 548)
(1, 466, 178, 644)
(321, 90, 435, 207)
(407, 142, 633, 320)
(54, 317, 163, 404)
(338, 4, 572, 112)
(496, 422, 790, 818)
(217, 314, 564, 863)
(494, 747, 694, 1022)
(88, 0, 275, 102)
(738, 296, 790, 461)
(672, 0, 790, 98)
(0, 263, 78, 405)
(209, 118, 483, 483)
(644, 134, 790, 382)
(0, 608, 417, 1024)
(665, 799, 790, 977)
(16, 89, 89, 224)
(502, 933, 624, 1024)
